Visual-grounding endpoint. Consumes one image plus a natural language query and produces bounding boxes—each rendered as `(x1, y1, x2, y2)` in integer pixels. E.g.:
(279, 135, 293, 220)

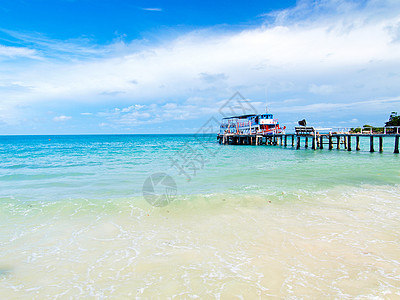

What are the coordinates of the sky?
(1, 0, 400, 134)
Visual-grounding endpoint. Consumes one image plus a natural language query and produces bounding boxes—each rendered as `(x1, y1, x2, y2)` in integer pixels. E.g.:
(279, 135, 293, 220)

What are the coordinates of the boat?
(219, 109, 285, 135)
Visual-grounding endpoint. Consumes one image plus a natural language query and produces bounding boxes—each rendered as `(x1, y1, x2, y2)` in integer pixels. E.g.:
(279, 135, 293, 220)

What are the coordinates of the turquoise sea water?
(1, 134, 399, 201)
(0, 134, 399, 297)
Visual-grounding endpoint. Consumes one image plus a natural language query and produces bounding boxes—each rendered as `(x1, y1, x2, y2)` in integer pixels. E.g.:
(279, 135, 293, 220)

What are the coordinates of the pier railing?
(351, 126, 400, 135)
(295, 126, 316, 136)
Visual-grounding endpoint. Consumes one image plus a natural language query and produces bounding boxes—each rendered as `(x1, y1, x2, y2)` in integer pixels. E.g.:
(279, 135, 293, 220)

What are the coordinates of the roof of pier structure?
(222, 114, 257, 120)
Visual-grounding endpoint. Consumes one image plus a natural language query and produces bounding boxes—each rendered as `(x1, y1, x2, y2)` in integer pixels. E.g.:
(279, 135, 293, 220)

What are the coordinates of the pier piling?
(370, 136, 374, 153)
(347, 136, 351, 151)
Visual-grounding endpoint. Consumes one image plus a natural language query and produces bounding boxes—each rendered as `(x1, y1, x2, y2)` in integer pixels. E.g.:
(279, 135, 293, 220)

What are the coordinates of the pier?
(217, 127, 400, 154)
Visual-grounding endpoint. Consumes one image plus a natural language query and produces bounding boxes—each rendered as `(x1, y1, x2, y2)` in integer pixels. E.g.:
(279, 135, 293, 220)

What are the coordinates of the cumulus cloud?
(94, 95, 264, 128)
(97, 102, 210, 127)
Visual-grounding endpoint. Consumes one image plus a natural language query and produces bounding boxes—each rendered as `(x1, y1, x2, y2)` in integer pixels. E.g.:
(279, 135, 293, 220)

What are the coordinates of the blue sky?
(1, 0, 400, 134)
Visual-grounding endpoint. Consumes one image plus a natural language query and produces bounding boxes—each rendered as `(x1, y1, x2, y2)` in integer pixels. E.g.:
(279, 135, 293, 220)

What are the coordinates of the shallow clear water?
(0, 134, 399, 298)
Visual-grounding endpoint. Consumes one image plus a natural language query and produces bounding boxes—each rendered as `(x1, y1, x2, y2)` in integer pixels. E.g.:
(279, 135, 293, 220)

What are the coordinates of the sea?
(0, 134, 399, 298)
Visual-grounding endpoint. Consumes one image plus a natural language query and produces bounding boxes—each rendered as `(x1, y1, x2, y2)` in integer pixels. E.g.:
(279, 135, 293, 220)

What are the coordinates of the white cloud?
(6, 2, 400, 103)
(141, 8, 162, 12)
(120, 104, 144, 113)
(1, 0, 400, 129)
(0, 45, 39, 59)
(53, 115, 72, 122)
(95, 99, 235, 127)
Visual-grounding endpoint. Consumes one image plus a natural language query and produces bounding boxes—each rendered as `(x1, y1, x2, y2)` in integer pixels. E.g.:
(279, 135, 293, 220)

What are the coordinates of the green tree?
(385, 112, 400, 126)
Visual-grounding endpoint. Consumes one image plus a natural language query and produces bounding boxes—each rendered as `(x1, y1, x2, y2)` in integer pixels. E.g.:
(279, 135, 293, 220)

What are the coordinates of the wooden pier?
(217, 128, 400, 154)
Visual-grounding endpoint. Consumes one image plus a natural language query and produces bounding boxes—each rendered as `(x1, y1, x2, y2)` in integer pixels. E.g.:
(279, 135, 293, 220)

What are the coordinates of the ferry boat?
(219, 110, 285, 135)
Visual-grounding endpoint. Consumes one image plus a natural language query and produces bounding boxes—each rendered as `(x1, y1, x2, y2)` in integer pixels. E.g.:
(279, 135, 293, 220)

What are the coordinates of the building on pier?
(219, 111, 285, 135)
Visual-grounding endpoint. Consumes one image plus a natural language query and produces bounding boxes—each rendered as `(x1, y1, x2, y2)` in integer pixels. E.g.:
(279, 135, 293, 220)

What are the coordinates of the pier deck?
(217, 132, 400, 153)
